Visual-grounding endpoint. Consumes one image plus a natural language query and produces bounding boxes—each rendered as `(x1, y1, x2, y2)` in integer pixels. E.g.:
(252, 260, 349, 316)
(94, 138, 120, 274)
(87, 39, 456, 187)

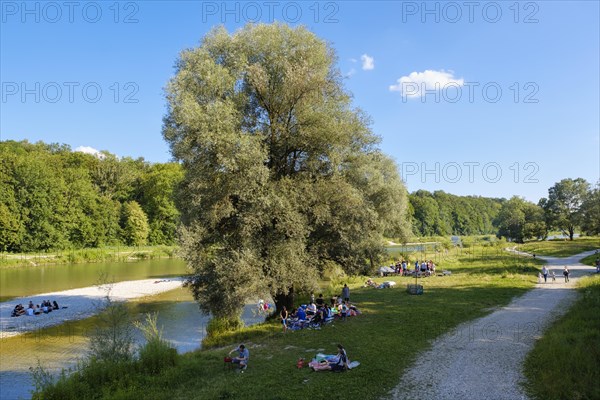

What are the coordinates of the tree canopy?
(540, 178, 590, 240)
(408, 190, 502, 237)
(495, 196, 546, 243)
(0, 140, 182, 252)
(163, 23, 410, 320)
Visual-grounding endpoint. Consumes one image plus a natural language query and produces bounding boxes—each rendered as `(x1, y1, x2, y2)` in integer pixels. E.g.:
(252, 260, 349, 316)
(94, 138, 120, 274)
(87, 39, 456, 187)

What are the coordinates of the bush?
(135, 313, 178, 374)
(205, 316, 243, 338)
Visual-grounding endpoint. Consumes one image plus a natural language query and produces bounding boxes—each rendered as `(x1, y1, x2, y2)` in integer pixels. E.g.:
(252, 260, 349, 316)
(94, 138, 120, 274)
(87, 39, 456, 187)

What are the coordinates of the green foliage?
(137, 163, 183, 245)
(540, 178, 591, 240)
(524, 276, 600, 400)
(120, 201, 150, 246)
(33, 246, 537, 399)
(135, 313, 178, 375)
(408, 190, 503, 237)
(163, 23, 411, 318)
(495, 196, 547, 243)
(580, 182, 600, 236)
(29, 360, 55, 395)
(0, 140, 182, 252)
(89, 289, 135, 364)
(204, 316, 245, 345)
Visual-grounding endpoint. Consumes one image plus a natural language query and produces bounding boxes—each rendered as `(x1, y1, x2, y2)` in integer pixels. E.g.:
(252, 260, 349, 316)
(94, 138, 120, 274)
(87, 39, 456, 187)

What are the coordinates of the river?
(0, 259, 267, 400)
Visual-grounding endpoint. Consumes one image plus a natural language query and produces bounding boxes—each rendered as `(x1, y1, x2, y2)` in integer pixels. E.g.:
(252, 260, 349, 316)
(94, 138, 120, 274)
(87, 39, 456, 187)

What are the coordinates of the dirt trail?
(387, 250, 598, 400)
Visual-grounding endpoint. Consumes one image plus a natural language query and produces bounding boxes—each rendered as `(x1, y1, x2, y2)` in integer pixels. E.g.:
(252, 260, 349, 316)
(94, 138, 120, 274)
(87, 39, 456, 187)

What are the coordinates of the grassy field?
(580, 253, 600, 267)
(523, 275, 600, 400)
(0, 245, 178, 269)
(518, 237, 599, 257)
(33, 246, 542, 399)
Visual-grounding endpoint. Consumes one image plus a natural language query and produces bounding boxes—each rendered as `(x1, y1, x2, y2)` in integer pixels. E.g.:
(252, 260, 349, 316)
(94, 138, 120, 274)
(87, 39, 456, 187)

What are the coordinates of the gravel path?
(387, 250, 599, 400)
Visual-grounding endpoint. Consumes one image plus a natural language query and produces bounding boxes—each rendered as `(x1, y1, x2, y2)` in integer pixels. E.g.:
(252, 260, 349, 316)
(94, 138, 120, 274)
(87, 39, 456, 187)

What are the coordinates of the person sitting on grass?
(316, 294, 325, 307)
(296, 306, 307, 321)
(325, 344, 348, 371)
(306, 302, 317, 317)
(228, 344, 249, 370)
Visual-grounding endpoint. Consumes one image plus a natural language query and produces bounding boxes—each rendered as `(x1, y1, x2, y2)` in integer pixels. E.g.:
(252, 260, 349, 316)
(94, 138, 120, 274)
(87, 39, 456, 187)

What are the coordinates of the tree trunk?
(274, 287, 294, 315)
(569, 225, 575, 240)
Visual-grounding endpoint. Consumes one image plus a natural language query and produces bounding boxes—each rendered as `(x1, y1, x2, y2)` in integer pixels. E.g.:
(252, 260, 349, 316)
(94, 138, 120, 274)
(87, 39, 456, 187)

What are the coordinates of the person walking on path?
(342, 284, 350, 302)
(542, 266, 548, 283)
(551, 271, 556, 282)
(563, 266, 570, 283)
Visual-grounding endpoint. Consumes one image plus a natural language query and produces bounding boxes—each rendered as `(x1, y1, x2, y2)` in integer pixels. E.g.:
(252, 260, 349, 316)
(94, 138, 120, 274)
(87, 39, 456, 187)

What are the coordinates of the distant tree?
(92, 154, 145, 202)
(121, 201, 149, 246)
(580, 182, 600, 236)
(496, 196, 546, 243)
(0, 151, 24, 251)
(409, 190, 502, 237)
(163, 23, 410, 323)
(409, 191, 443, 236)
(541, 178, 590, 240)
(137, 163, 183, 245)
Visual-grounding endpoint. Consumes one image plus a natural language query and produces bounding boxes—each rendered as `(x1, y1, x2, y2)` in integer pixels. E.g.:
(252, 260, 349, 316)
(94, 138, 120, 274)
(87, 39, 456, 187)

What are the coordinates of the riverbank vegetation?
(31, 245, 542, 399)
(0, 245, 178, 268)
(523, 275, 600, 400)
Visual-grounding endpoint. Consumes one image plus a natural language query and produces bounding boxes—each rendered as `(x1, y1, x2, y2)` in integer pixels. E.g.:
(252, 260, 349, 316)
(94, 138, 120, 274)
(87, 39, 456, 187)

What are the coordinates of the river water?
(0, 259, 266, 400)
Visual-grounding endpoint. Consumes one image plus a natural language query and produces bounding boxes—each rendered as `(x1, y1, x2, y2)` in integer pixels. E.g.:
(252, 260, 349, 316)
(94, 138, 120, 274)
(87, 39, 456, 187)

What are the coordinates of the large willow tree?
(163, 23, 410, 324)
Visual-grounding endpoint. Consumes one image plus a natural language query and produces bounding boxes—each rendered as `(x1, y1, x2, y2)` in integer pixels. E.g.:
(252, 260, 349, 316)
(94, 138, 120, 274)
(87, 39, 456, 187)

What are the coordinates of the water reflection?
(0, 259, 188, 302)
(0, 290, 266, 400)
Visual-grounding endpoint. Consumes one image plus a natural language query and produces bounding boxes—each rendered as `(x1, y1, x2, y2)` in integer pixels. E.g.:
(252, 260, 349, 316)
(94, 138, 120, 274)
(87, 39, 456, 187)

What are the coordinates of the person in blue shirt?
(229, 344, 249, 370)
(297, 306, 307, 320)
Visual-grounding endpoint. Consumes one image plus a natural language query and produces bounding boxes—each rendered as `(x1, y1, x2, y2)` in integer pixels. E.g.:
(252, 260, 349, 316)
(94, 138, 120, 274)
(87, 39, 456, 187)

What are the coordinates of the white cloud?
(389, 69, 464, 98)
(75, 145, 105, 159)
(361, 54, 375, 70)
(344, 68, 357, 78)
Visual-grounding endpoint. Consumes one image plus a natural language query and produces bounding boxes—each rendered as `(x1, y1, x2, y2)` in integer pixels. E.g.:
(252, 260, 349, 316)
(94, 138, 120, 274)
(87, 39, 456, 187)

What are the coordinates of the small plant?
(29, 360, 54, 395)
(89, 274, 134, 363)
(134, 313, 178, 374)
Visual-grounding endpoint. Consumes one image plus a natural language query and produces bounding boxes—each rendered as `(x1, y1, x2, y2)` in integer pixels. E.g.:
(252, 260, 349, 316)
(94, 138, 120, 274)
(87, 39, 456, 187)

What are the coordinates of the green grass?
(33, 246, 542, 400)
(523, 275, 600, 400)
(0, 245, 178, 268)
(580, 253, 600, 267)
(518, 237, 599, 257)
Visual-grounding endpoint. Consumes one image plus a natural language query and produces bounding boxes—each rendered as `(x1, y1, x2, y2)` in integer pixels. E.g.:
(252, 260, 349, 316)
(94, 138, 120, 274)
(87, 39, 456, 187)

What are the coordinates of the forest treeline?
(408, 190, 502, 236)
(0, 140, 182, 252)
(1, 140, 597, 253)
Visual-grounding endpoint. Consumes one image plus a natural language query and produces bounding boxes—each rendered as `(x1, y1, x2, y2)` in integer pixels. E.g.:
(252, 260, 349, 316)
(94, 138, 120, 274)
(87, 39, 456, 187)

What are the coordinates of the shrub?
(135, 313, 178, 375)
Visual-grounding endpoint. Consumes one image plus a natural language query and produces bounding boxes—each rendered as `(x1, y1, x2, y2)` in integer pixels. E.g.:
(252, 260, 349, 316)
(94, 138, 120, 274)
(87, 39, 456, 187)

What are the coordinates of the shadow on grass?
(96, 280, 535, 400)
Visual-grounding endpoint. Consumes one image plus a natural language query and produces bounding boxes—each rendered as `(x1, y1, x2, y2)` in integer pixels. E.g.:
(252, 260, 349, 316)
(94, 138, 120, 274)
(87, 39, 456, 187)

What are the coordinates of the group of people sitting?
(387, 260, 438, 276)
(282, 293, 360, 332)
(11, 300, 60, 317)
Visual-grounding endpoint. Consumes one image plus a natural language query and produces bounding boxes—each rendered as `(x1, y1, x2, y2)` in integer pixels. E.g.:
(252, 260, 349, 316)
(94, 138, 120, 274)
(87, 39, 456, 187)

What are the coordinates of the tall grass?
(523, 275, 600, 400)
(0, 245, 178, 268)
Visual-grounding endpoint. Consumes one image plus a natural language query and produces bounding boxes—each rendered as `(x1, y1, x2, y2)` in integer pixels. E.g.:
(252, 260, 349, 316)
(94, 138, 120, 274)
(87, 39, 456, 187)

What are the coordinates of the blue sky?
(1, 1, 598, 202)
